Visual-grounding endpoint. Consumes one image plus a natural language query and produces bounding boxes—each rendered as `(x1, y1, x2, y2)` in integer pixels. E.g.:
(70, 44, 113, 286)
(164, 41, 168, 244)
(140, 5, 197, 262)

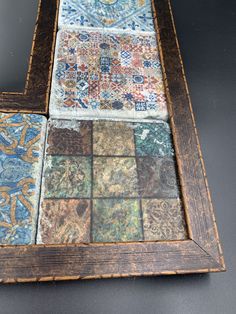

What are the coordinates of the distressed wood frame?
(0, 0, 59, 114)
(0, 0, 225, 283)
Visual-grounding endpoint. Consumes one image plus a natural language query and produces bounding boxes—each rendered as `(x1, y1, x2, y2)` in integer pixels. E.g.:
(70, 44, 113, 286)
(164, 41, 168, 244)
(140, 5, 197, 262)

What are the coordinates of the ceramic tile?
(92, 199, 142, 242)
(0, 113, 46, 245)
(46, 119, 92, 155)
(43, 156, 92, 198)
(93, 121, 135, 156)
(137, 157, 179, 198)
(50, 29, 168, 120)
(37, 199, 91, 244)
(93, 157, 139, 197)
(134, 121, 174, 157)
(59, 0, 155, 32)
(142, 199, 187, 240)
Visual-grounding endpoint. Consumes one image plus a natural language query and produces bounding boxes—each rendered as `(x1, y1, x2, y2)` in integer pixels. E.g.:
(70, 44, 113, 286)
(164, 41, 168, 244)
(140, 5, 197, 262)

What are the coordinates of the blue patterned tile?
(0, 113, 46, 245)
(59, 0, 155, 32)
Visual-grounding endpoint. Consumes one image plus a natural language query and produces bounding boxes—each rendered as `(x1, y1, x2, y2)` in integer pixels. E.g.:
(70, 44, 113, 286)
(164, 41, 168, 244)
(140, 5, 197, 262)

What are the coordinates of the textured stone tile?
(92, 199, 142, 242)
(50, 29, 168, 120)
(134, 121, 174, 157)
(59, 0, 155, 32)
(93, 121, 135, 156)
(142, 199, 187, 240)
(0, 113, 46, 245)
(37, 199, 91, 244)
(43, 156, 91, 198)
(93, 157, 139, 197)
(137, 157, 179, 198)
(47, 119, 92, 155)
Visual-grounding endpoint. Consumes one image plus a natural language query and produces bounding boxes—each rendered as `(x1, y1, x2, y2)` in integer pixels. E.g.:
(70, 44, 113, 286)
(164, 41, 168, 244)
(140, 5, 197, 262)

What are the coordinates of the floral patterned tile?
(43, 156, 92, 198)
(93, 121, 135, 156)
(37, 199, 91, 244)
(92, 199, 142, 242)
(47, 119, 92, 155)
(142, 199, 187, 240)
(50, 29, 168, 120)
(0, 113, 46, 245)
(137, 157, 179, 198)
(59, 0, 155, 32)
(93, 157, 139, 197)
(134, 121, 174, 157)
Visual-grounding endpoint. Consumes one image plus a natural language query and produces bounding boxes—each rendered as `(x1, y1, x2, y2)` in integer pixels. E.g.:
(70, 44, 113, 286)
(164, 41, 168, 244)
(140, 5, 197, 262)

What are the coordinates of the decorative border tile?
(0, 113, 46, 245)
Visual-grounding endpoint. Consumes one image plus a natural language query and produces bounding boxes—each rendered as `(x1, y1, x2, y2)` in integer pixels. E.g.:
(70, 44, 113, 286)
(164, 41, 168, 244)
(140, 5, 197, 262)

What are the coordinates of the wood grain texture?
(153, 0, 225, 267)
(0, 0, 225, 283)
(0, 0, 59, 114)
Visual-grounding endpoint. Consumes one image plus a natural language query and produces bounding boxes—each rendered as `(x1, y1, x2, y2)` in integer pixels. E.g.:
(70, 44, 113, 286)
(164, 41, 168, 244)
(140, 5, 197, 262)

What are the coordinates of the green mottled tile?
(142, 199, 187, 240)
(92, 199, 142, 242)
(93, 121, 135, 156)
(93, 157, 139, 197)
(43, 156, 91, 198)
(134, 122, 174, 157)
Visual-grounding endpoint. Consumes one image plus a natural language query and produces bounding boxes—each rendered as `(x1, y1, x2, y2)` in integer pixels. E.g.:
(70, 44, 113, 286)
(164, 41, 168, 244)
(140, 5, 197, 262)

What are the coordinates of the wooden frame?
(0, 0, 225, 283)
(0, 0, 59, 114)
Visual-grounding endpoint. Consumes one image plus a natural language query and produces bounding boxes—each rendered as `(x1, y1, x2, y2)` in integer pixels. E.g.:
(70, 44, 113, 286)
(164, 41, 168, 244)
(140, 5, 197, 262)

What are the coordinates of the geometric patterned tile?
(46, 119, 92, 156)
(93, 157, 139, 197)
(0, 113, 46, 245)
(142, 199, 187, 240)
(137, 157, 179, 198)
(37, 199, 91, 244)
(134, 121, 174, 157)
(59, 0, 155, 32)
(50, 29, 168, 120)
(92, 199, 142, 242)
(43, 156, 92, 198)
(93, 121, 135, 156)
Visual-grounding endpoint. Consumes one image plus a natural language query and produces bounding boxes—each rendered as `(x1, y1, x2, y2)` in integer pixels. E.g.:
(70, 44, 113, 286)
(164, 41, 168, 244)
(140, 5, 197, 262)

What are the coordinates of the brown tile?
(37, 199, 91, 244)
(93, 157, 139, 197)
(137, 157, 179, 198)
(93, 121, 135, 156)
(142, 199, 187, 241)
(47, 119, 92, 155)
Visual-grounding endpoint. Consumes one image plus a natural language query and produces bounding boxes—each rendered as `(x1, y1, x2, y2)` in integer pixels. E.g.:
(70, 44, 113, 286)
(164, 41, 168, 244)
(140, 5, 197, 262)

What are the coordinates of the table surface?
(0, 0, 235, 313)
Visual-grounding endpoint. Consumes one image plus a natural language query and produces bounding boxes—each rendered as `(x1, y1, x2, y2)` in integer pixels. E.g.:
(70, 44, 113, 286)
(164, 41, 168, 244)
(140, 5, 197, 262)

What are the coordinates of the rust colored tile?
(142, 199, 187, 240)
(93, 121, 135, 156)
(37, 199, 91, 244)
(137, 157, 179, 198)
(47, 119, 92, 155)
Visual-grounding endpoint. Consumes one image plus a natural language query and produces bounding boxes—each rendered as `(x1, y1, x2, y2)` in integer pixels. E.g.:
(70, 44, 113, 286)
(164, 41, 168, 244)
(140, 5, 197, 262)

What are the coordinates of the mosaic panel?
(59, 0, 155, 32)
(0, 113, 46, 245)
(50, 29, 168, 120)
(38, 119, 187, 244)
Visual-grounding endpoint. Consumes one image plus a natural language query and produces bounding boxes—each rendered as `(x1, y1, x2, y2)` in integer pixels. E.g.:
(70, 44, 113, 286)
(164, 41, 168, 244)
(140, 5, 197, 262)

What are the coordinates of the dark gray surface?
(0, 0, 235, 313)
(0, 0, 38, 92)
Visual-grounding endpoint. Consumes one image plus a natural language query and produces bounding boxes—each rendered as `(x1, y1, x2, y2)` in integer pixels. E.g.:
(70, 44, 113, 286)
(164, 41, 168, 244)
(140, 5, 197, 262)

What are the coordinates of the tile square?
(137, 157, 179, 198)
(93, 121, 135, 156)
(43, 156, 91, 198)
(37, 199, 91, 244)
(0, 113, 46, 245)
(47, 119, 92, 155)
(92, 199, 142, 242)
(134, 122, 174, 157)
(142, 199, 187, 240)
(59, 0, 155, 32)
(93, 157, 139, 197)
(50, 29, 168, 120)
